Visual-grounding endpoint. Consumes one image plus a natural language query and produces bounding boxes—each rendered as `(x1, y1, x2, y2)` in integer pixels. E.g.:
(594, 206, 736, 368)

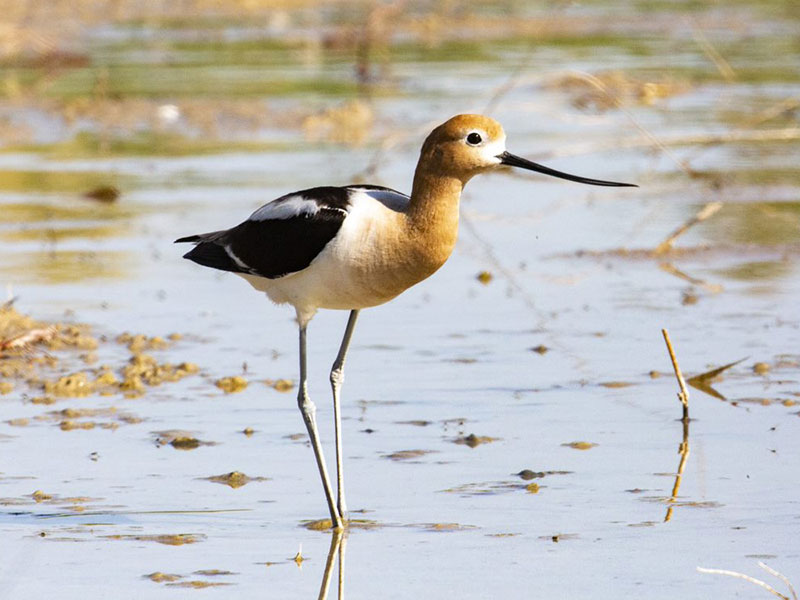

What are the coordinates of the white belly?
(239, 194, 441, 325)
(239, 250, 402, 323)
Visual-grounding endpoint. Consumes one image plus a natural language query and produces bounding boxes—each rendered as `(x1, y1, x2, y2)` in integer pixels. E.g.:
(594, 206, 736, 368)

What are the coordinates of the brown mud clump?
(45, 372, 93, 397)
(476, 271, 493, 284)
(562, 441, 598, 450)
(454, 434, 499, 447)
(83, 185, 120, 203)
(153, 430, 216, 450)
(202, 471, 268, 489)
(266, 378, 293, 392)
(145, 572, 182, 583)
(31, 490, 53, 502)
(302, 518, 381, 531)
(116, 332, 171, 353)
(123, 354, 198, 390)
(215, 376, 248, 393)
(167, 581, 232, 588)
(753, 362, 770, 375)
(383, 449, 438, 461)
(104, 533, 206, 545)
(1, 306, 198, 408)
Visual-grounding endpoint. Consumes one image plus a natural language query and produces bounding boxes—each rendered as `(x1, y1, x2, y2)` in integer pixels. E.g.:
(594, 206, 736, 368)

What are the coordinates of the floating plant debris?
(418, 522, 477, 532)
(103, 533, 206, 545)
(383, 449, 438, 461)
(0, 307, 198, 406)
(476, 271, 493, 284)
(753, 362, 770, 374)
(453, 433, 499, 447)
(215, 376, 248, 393)
(201, 471, 268, 489)
(513, 469, 571, 480)
(266, 378, 294, 392)
(562, 441, 598, 450)
(599, 381, 634, 389)
(153, 430, 216, 450)
(83, 185, 120, 203)
(303, 518, 381, 531)
(145, 572, 182, 583)
(165, 580, 232, 588)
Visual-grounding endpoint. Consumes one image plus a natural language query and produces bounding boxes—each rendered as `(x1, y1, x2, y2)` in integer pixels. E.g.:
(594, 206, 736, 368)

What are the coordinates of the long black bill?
(498, 151, 637, 187)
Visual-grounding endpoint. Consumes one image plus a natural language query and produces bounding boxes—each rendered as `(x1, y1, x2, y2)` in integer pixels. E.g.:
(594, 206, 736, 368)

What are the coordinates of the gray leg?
(330, 309, 359, 518)
(298, 325, 343, 530)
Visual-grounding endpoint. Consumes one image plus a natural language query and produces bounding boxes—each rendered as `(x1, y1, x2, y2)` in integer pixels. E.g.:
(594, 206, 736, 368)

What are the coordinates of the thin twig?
(559, 70, 692, 176)
(743, 96, 800, 129)
(654, 202, 723, 255)
(697, 566, 790, 600)
(662, 329, 689, 420)
(690, 19, 736, 82)
(759, 563, 798, 600)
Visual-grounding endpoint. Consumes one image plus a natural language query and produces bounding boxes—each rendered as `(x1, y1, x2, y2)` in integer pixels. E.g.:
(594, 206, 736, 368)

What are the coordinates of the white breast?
(239, 189, 409, 325)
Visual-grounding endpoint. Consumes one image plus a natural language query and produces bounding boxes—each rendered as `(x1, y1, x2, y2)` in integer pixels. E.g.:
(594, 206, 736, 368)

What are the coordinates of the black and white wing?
(175, 184, 408, 279)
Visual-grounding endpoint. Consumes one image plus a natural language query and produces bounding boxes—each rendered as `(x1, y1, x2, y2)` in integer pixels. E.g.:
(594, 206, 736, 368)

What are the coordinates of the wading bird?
(176, 114, 635, 530)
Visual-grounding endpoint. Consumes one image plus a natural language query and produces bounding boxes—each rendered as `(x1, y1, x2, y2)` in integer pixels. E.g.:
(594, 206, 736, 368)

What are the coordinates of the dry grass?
(698, 562, 797, 600)
(661, 329, 689, 420)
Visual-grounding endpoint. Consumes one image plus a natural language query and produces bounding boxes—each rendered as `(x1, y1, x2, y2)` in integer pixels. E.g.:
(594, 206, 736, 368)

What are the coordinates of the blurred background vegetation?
(1, 0, 797, 154)
(0, 0, 798, 284)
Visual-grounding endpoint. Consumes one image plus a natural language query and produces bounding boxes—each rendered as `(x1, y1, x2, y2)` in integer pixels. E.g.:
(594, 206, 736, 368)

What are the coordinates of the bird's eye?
(466, 132, 483, 146)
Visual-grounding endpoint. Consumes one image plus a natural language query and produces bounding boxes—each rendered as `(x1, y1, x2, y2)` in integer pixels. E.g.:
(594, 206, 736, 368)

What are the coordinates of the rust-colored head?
(417, 113, 637, 187)
(417, 114, 507, 182)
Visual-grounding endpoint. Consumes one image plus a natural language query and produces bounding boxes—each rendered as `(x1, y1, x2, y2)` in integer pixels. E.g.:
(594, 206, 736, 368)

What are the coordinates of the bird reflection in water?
(317, 530, 346, 600)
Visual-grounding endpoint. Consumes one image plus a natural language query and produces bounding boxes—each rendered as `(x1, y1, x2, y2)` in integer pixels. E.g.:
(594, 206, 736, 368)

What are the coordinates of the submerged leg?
(317, 530, 343, 600)
(329, 309, 360, 518)
(337, 530, 347, 600)
(297, 324, 343, 530)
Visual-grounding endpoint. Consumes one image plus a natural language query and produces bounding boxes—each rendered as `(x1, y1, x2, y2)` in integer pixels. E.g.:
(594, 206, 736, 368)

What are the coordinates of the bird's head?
(419, 113, 637, 188)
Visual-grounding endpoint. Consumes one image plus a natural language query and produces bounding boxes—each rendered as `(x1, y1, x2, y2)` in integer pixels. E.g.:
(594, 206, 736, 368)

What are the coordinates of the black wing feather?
(176, 186, 350, 279)
(224, 210, 344, 278)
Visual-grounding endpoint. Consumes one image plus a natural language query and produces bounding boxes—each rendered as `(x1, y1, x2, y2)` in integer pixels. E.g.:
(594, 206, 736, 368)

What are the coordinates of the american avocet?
(176, 114, 635, 529)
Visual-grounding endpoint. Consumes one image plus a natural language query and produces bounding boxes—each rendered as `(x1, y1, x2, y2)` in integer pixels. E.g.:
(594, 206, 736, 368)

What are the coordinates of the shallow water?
(1, 2, 799, 598)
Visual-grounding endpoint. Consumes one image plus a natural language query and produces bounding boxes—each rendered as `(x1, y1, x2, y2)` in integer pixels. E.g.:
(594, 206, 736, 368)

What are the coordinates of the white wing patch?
(248, 187, 402, 222)
(223, 244, 252, 271)
(249, 195, 321, 221)
(348, 187, 409, 212)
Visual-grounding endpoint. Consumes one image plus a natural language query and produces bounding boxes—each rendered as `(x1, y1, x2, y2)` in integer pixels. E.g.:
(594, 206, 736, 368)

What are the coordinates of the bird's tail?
(175, 231, 245, 273)
(175, 233, 211, 244)
(174, 234, 201, 243)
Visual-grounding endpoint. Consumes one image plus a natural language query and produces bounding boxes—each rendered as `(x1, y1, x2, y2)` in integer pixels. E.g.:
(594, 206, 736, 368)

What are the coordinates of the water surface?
(1, 1, 798, 597)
